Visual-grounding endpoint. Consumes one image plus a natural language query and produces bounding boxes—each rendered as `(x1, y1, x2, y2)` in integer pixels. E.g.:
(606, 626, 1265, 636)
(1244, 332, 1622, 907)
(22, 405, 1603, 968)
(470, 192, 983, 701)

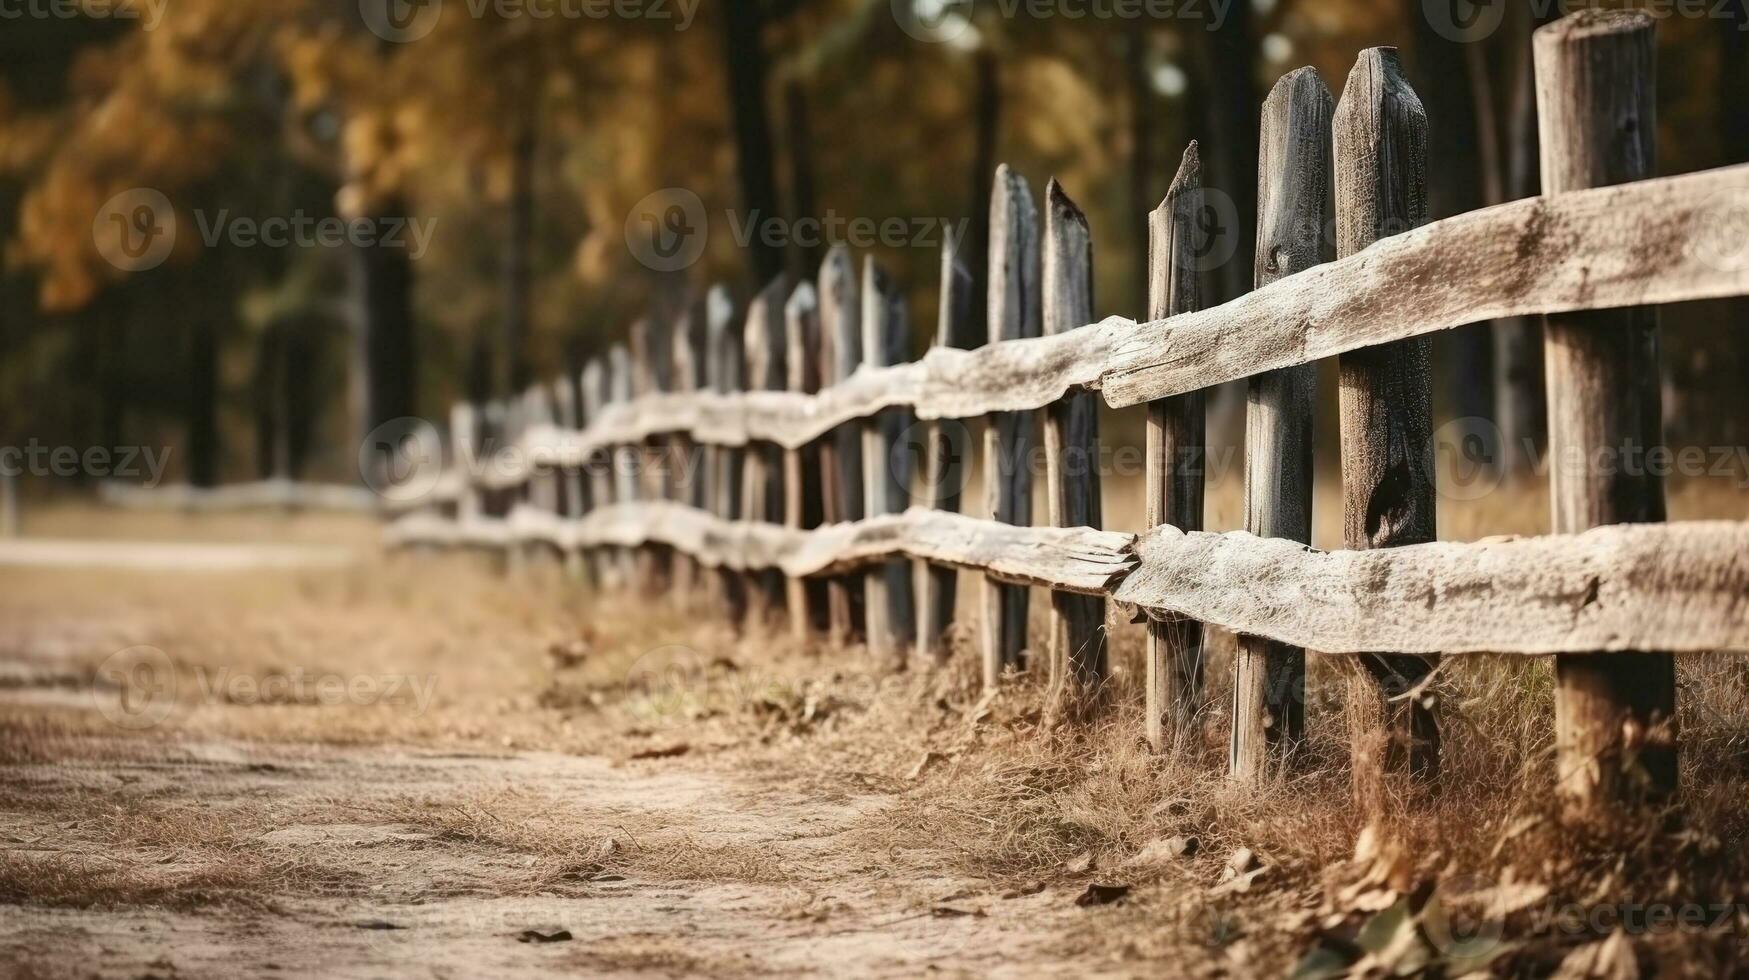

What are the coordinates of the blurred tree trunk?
(186, 314, 218, 488)
(964, 47, 999, 335)
(1411, 3, 1494, 446)
(1128, 32, 1154, 316)
(1726, 5, 1749, 164)
(1492, 4, 1555, 473)
(1192, 5, 1258, 305)
(720, 0, 786, 286)
(783, 77, 821, 279)
(502, 121, 535, 399)
(253, 323, 284, 480)
(350, 195, 416, 448)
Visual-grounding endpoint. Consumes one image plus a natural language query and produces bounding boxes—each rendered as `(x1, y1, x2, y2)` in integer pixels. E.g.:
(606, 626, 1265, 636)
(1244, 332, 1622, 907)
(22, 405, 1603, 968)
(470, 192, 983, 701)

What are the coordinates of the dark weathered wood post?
(670, 302, 709, 601)
(982, 164, 1042, 689)
(1334, 47, 1442, 808)
(1231, 68, 1331, 783)
(524, 384, 561, 566)
(706, 288, 749, 624)
(861, 259, 915, 668)
(1144, 143, 1208, 751)
(819, 246, 866, 645)
(1041, 179, 1106, 700)
(1535, 9, 1676, 816)
(916, 236, 977, 665)
(784, 282, 831, 641)
(743, 276, 791, 623)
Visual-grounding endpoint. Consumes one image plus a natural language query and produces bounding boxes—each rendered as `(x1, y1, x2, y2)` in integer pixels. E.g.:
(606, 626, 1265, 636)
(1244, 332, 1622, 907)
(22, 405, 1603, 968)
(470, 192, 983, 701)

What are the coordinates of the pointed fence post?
(706, 288, 749, 624)
(1145, 144, 1209, 751)
(1041, 180, 1107, 703)
(581, 357, 615, 587)
(819, 246, 866, 645)
(784, 283, 831, 641)
(1231, 68, 1332, 783)
(608, 343, 640, 588)
(551, 376, 587, 580)
(631, 317, 673, 591)
(670, 301, 710, 602)
(1334, 47, 1442, 809)
(1535, 9, 1676, 817)
(916, 237, 977, 665)
(743, 276, 791, 625)
(861, 260, 915, 669)
(982, 165, 1042, 688)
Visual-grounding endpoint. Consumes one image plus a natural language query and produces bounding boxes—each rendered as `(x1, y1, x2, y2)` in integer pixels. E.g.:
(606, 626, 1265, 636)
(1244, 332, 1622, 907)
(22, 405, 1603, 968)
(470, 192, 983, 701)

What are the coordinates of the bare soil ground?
(3, 498, 1749, 978)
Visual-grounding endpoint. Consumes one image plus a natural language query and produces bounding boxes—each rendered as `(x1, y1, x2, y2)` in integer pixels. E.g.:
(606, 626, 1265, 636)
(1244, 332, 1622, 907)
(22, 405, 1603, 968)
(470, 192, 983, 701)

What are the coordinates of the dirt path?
(0, 735, 1111, 979)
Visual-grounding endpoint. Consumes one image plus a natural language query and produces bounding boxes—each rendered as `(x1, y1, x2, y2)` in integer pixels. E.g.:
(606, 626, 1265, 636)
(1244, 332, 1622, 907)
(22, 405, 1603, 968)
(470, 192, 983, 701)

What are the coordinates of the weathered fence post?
(819, 246, 866, 645)
(524, 384, 560, 567)
(1041, 180, 1106, 703)
(671, 302, 709, 602)
(608, 343, 640, 587)
(861, 259, 915, 668)
(1231, 69, 1331, 783)
(916, 237, 976, 665)
(1334, 47, 1442, 807)
(551, 377, 587, 579)
(743, 276, 791, 625)
(631, 317, 673, 591)
(1145, 143, 1207, 751)
(581, 357, 615, 587)
(982, 165, 1042, 688)
(706, 288, 749, 624)
(450, 401, 481, 528)
(1535, 9, 1676, 816)
(784, 283, 831, 641)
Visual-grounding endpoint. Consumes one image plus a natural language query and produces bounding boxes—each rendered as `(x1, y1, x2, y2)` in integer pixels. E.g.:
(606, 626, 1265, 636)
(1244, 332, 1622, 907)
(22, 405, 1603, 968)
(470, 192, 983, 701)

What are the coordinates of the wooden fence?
(389, 12, 1749, 819)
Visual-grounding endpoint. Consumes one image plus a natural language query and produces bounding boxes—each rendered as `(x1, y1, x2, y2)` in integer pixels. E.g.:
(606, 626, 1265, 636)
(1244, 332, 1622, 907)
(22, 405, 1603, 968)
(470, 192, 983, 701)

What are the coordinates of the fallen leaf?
(907, 751, 945, 780)
(1074, 883, 1131, 907)
(629, 743, 690, 760)
(1552, 931, 1638, 980)
(1126, 835, 1199, 866)
(517, 929, 574, 944)
(1000, 881, 1045, 899)
(1064, 851, 1095, 874)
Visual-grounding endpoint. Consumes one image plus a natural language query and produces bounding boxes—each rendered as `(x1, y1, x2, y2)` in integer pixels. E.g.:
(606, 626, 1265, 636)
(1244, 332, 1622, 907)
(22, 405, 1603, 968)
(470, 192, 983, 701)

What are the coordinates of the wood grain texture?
(916, 236, 977, 664)
(607, 344, 640, 585)
(783, 282, 830, 641)
(390, 506, 1749, 658)
(819, 245, 866, 644)
(983, 164, 1042, 689)
(1535, 8, 1677, 814)
(1232, 67, 1331, 784)
(1145, 144, 1209, 751)
(743, 276, 791, 620)
(861, 260, 916, 667)
(706, 291, 748, 621)
(1333, 47, 1441, 806)
(1041, 179, 1107, 693)
(580, 357, 616, 586)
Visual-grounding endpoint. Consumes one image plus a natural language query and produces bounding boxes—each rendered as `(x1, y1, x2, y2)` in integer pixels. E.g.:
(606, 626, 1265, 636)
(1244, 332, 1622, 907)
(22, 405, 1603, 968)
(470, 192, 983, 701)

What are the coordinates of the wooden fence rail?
(388, 14, 1748, 820)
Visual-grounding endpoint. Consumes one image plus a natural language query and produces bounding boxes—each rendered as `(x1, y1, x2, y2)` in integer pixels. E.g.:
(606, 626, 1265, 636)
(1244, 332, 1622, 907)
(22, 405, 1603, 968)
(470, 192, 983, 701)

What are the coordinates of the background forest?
(1, 0, 1744, 488)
